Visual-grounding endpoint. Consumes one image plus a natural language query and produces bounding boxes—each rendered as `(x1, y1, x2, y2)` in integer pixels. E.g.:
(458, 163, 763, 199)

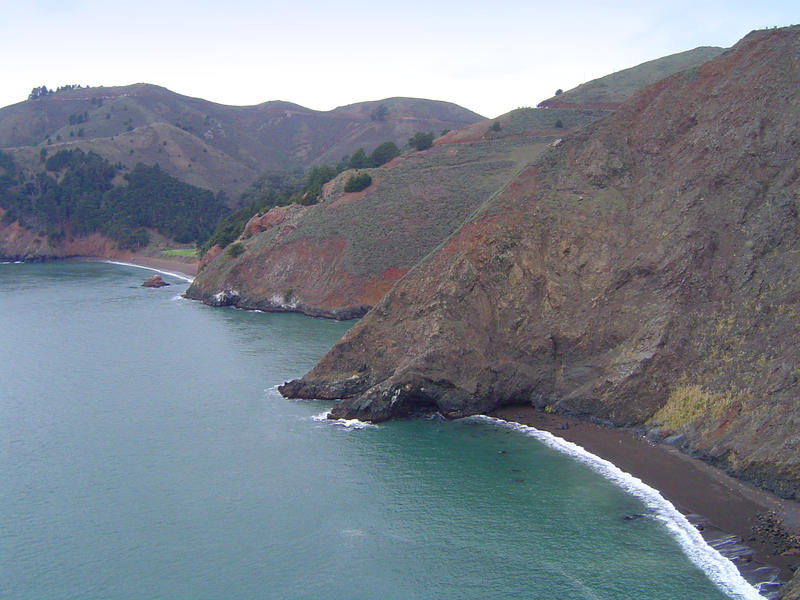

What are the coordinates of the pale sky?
(1, 1, 797, 118)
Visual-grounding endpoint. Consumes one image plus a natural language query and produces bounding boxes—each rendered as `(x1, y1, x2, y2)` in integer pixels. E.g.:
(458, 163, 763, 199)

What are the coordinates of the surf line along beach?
(72, 253, 797, 595)
(490, 405, 799, 595)
(80, 255, 198, 282)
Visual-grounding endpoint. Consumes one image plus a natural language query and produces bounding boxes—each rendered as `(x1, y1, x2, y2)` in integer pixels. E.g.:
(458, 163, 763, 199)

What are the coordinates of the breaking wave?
(311, 410, 377, 430)
(104, 260, 194, 283)
(472, 416, 763, 600)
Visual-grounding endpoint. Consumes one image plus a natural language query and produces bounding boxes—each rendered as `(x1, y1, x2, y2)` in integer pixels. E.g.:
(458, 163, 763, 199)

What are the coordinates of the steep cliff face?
(281, 26, 800, 500)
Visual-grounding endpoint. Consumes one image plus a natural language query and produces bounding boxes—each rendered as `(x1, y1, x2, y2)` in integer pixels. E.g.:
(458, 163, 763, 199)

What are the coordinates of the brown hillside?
(0, 86, 484, 196)
(281, 24, 800, 515)
(187, 42, 726, 319)
(184, 107, 595, 318)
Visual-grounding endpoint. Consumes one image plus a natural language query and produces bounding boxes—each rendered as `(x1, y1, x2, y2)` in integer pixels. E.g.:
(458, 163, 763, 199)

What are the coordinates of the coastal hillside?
(0, 85, 484, 196)
(281, 24, 800, 511)
(186, 46, 724, 318)
(184, 107, 606, 318)
(538, 46, 724, 109)
(0, 147, 227, 261)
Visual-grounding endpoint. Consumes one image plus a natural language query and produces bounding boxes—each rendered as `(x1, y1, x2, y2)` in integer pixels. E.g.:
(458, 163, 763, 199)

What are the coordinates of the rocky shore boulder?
(281, 26, 800, 500)
(141, 274, 169, 288)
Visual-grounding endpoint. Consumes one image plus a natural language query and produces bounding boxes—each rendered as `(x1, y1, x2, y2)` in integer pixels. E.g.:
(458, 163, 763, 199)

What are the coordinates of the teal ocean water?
(1, 262, 761, 599)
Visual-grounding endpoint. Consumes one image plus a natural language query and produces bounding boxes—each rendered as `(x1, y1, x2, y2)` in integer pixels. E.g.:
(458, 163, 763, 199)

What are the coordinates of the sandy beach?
(491, 405, 800, 586)
(79, 254, 199, 280)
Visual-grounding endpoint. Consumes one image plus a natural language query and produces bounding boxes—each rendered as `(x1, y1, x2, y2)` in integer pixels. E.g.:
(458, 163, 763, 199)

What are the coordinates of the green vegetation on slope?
(344, 173, 372, 192)
(0, 149, 227, 249)
(202, 139, 404, 253)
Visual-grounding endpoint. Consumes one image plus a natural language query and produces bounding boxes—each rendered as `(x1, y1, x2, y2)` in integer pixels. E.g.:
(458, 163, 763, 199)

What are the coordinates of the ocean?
(0, 261, 763, 599)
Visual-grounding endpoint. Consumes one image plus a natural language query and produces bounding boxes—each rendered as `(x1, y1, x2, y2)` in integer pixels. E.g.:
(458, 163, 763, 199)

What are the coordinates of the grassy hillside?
(0, 85, 485, 196)
(187, 41, 732, 318)
(538, 46, 725, 108)
(185, 106, 604, 317)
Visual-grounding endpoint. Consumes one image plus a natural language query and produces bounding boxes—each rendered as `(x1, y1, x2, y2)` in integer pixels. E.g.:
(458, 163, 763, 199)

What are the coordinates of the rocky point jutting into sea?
(280, 23, 800, 552)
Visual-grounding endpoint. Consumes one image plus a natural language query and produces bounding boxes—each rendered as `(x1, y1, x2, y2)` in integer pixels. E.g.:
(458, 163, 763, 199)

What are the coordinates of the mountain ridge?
(0, 85, 484, 197)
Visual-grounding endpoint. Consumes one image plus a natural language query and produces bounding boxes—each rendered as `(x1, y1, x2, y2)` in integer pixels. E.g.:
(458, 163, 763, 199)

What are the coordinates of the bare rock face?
(281, 26, 800, 500)
(141, 274, 169, 288)
(242, 206, 290, 237)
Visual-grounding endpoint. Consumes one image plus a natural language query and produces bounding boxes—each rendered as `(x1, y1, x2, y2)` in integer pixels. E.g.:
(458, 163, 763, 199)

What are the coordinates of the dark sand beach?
(78, 255, 199, 280)
(491, 405, 800, 587)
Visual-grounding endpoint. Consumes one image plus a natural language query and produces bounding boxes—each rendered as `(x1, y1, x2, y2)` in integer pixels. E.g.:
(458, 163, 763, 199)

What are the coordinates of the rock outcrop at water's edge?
(142, 274, 169, 287)
(281, 26, 800, 503)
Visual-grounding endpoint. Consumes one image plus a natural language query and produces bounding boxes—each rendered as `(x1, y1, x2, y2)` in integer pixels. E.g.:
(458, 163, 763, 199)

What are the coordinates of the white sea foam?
(473, 416, 764, 600)
(311, 410, 332, 421)
(311, 410, 377, 429)
(103, 260, 194, 283)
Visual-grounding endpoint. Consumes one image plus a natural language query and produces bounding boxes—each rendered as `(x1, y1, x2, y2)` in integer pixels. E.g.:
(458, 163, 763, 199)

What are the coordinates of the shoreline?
(76, 254, 199, 281)
(490, 406, 799, 594)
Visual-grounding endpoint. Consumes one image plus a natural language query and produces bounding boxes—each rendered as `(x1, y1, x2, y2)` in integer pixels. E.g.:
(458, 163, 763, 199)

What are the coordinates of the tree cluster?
(0, 149, 227, 249)
(370, 104, 389, 121)
(200, 170, 303, 253)
(68, 112, 89, 125)
(28, 84, 85, 100)
(347, 141, 400, 170)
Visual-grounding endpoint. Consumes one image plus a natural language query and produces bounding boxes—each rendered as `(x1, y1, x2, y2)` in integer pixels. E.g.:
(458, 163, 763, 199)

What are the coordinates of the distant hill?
(538, 46, 725, 109)
(0, 85, 484, 196)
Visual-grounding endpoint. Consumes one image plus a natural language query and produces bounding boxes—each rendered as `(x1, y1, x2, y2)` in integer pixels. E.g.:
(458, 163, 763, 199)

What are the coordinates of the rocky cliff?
(281, 26, 800, 502)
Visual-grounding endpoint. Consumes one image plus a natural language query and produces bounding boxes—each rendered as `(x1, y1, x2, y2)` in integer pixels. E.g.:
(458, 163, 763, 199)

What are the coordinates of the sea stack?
(142, 274, 170, 288)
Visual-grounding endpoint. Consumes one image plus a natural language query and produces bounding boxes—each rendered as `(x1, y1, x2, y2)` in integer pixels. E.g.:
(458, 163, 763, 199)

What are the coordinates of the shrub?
(554, 119, 564, 128)
(226, 242, 245, 258)
(370, 104, 388, 121)
(369, 141, 400, 167)
(408, 131, 434, 151)
(344, 173, 372, 193)
(348, 148, 369, 169)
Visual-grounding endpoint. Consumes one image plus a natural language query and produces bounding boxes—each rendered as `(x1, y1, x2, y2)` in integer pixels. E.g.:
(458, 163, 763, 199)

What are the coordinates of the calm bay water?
(0, 262, 757, 599)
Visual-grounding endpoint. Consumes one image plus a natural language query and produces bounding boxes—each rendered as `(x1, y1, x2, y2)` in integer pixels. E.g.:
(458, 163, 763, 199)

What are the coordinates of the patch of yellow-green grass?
(650, 384, 739, 430)
(162, 248, 197, 257)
